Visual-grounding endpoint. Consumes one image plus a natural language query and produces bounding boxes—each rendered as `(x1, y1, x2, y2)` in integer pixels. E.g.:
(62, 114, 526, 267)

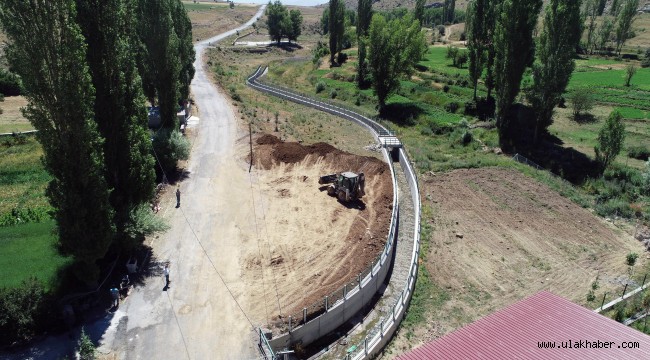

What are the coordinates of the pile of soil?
(253, 134, 394, 323)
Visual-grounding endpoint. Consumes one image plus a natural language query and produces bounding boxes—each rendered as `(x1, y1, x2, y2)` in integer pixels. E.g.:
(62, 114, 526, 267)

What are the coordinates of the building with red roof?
(398, 291, 650, 359)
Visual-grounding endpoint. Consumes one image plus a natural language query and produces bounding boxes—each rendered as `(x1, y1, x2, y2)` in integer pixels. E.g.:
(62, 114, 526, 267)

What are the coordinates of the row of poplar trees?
(0, 0, 195, 285)
(466, 0, 583, 148)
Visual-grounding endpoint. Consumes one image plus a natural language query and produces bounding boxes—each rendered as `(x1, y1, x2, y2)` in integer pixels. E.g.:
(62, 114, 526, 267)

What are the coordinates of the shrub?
(329, 89, 337, 99)
(627, 145, 650, 161)
(123, 204, 170, 251)
(568, 89, 595, 119)
(0, 207, 51, 227)
(0, 277, 48, 346)
(595, 198, 633, 218)
(460, 130, 473, 145)
(614, 303, 625, 322)
(152, 129, 190, 173)
(228, 85, 241, 102)
(442, 85, 450, 93)
(445, 102, 460, 113)
(626, 252, 639, 266)
(643, 161, 650, 195)
(315, 81, 326, 94)
(78, 327, 96, 360)
(642, 48, 650, 68)
(337, 52, 348, 64)
(586, 289, 596, 302)
(0, 68, 22, 96)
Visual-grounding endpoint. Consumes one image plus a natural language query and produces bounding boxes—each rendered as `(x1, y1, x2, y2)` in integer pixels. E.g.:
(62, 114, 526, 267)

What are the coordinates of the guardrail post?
(303, 308, 307, 324)
(643, 274, 647, 288)
(344, 284, 347, 299)
(392, 305, 395, 321)
(288, 316, 292, 332)
(380, 320, 384, 335)
(600, 293, 607, 310)
(370, 261, 374, 278)
(358, 274, 361, 288)
(364, 337, 368, 354)
(325, 296, 329, 312)
(622, 284, 629, 298)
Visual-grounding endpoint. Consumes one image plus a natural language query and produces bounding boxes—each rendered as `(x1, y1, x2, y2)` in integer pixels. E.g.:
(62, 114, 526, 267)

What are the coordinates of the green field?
(0, 219, 70, 289)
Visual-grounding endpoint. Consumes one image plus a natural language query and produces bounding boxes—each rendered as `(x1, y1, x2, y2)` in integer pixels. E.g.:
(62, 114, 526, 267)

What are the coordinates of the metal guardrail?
(247, 66, 422, 359)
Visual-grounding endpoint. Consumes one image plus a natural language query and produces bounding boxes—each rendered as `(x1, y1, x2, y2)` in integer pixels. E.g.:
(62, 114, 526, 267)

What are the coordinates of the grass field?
(0, 219, 70, 289)
(0, 96, 32, 133)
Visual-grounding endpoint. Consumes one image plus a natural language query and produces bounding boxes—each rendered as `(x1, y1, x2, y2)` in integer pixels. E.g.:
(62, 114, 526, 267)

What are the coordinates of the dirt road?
(96, 6, 267, 360)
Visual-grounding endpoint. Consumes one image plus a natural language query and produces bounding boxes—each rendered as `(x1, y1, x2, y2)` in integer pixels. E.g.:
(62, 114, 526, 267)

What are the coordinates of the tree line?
(0, 0, 195, 285)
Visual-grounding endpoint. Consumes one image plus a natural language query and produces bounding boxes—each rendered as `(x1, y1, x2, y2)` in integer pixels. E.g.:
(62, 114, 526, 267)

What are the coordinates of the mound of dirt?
(247, 134, 394, 326)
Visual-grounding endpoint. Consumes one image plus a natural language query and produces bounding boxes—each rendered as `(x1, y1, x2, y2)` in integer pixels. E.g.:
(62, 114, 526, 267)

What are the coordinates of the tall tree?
(595, 110, 625, 171)
(171, 0, 195, 101)
(0, 0, 114, 284)
(467, 0, 489, 100)
(584, 0, 600, 54)
(288, 9, 303, 43)
(137, 0, 181, 130)
(356, 0, 373, 88)
(357, 0, 372, 36)
(74, 0, 156, 248)
(484, 0, 501, 100)
(368, 14, 426, 110)
(414, 0, 426, 26)
(493, 0, 542, 147)
(614, 0, 640, 55)
(529, 0, 583, 144)
(329, 0, 345, 64)
(597, 16, 615, 53)
(443, 0, 456, 24)
(266, 0, 287, 44)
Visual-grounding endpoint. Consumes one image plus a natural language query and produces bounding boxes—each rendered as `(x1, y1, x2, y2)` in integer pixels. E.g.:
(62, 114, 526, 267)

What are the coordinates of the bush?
(78, 327, 96, 360)
(445, 101, 460, 113)
(460, 130, 473, 145)
(152, 129, 190, 173)
(337, 52, 348, 64)
(228, 85, 241, 102)
(568, 89, 595, 119)
(442, 85, 450, 93)
(329, 89, 337, 99)
(0, 278, 48, 346)
(626, 252, 639, 266)
(627, 145, 650, 161)
(595, 198, 633, 218)
(0, 69, 22, 96)
(315, 81, 326, 94)
(0, 207, 51, 227)
(123, 204, 170, 251)
(643, 161, 650, 195)
(642, 48, 650, 68)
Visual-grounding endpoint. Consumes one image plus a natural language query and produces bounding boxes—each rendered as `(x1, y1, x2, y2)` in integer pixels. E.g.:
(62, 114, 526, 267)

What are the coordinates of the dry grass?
(0, 96, 32, 133)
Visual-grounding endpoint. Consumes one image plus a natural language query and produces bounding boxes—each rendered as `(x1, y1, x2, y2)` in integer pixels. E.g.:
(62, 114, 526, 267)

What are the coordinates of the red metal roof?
(398, 291, 650, 359)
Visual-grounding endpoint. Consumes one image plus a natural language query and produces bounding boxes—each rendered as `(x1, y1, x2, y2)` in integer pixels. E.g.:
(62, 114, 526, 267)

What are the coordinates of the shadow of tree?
(380, 102, 424, 126)
(574, 113, 598, 124)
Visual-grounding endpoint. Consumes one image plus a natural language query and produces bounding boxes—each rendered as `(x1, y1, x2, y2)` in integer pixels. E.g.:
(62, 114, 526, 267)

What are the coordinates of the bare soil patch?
(241, 134, 393, 332)
(388, 167, 648, 354)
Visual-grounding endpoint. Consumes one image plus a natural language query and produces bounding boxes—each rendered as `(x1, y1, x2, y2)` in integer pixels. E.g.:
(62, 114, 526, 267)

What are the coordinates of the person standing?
(110, 287, 119, 307)
(164, 264, 170, 288)
(176, 187, 181, 208)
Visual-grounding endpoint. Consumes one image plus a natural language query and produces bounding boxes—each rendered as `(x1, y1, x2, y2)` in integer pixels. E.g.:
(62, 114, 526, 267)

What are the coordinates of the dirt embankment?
(243, 134, 393, 329)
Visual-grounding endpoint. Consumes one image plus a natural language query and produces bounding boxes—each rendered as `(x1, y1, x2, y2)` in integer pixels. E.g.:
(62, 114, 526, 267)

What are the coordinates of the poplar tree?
(467, 0, 489, 100)
(0, 0, 114, 284)
(357, 0, 373, 88)
(493, 0, 542, 147)
(75, 0, 156, 247)
(329, 0, 345, 65)
(172, 0, 196, 101)
(414, 0, 426, 26)
(529, 0, 583, 144)
(615, 0, 640, 55)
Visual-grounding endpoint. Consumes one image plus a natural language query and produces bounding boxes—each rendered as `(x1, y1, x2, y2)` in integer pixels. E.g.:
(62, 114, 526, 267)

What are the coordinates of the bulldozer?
(318, 171, 365, 202)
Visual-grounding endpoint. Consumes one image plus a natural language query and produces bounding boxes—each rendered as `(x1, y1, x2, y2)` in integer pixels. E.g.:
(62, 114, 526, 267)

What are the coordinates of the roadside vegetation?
(0, 0, 195, 347)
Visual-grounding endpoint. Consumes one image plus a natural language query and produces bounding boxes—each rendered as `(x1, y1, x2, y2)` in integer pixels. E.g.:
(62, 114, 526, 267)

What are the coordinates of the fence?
(247, 66, 422, 358)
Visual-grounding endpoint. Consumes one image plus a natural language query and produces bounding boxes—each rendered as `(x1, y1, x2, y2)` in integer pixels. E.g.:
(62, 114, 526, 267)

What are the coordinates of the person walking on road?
(176, 187, 181, 208)
(164, 264, 170, 288)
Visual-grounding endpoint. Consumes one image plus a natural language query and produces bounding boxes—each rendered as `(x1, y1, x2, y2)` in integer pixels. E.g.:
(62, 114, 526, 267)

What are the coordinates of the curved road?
(97, 6, 268, 360)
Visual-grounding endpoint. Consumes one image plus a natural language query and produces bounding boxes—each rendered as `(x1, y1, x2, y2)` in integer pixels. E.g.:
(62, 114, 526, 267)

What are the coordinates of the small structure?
(398, 291, 650, 359)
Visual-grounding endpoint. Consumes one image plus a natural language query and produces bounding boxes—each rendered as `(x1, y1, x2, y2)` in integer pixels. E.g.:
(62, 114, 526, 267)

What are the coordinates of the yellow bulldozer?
(318, 171, 365, 202)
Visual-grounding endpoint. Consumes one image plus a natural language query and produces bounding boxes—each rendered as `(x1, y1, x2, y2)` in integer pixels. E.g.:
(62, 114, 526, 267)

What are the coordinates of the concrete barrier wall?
(247, 66, 404, 352)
